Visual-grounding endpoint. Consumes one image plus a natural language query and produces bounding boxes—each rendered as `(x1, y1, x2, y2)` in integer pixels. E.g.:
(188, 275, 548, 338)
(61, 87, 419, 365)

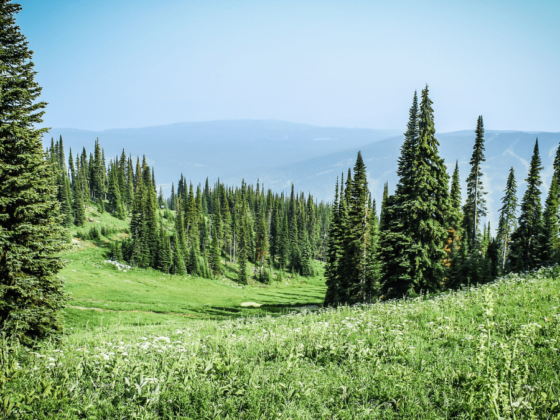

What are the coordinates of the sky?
(17, 0, 560, 132)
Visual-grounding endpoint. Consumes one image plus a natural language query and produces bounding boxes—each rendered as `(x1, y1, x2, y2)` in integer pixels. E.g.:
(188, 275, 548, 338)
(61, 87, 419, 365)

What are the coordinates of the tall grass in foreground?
(3, 268, 560, 419)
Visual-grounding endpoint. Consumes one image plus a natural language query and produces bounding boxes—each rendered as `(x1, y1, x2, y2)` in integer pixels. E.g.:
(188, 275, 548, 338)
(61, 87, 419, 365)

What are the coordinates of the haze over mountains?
(46, 120, 560, 230)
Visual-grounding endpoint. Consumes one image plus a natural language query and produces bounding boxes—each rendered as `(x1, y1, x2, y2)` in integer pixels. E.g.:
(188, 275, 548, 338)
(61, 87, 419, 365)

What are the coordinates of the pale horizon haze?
(16, 0, 560, 133)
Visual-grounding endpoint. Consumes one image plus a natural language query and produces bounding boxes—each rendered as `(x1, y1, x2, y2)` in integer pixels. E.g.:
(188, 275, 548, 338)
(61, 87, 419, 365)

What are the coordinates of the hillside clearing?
(3, 267, 560, 418)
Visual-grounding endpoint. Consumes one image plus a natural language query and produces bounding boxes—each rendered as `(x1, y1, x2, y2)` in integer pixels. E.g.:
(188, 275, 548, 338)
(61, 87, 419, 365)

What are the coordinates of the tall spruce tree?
(509, 139, 544, 271)
(542, 174, 560, 265)
(364, 196, 381, 302)
(446, 161, 463, 287)
(342, 152, 371, 304)
(496, 167, 518, 271)
(381, 86, 450, 297)
(324, 178, 341, 306)
(0, 1, 67, 342)
(462, 116, 487, 251)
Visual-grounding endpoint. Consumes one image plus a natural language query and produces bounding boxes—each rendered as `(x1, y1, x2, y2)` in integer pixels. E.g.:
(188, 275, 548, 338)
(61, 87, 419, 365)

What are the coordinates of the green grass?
(3, 267, 560, 418)
(62, 208, 327, 331)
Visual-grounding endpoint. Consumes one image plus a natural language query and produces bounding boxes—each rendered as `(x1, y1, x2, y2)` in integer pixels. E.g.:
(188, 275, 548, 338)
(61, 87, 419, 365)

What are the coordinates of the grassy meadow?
(2, 210, 560, 418)
(3, 267, 560, 418)
(63, 207, 327, 332)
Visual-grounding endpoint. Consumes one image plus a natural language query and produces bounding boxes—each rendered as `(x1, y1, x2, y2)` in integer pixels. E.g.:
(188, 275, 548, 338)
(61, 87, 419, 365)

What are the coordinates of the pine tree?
(379, 182, 390, 232)
(171, 232, 186, 275)
(93, 139, 105, 212)
(222, 193, 232, 265)
(496, 167, 518, 272)
(381, 86, 450, 297)
(158, 225, 172, 274)
(108, 164, 126, 220)
(364, 196, 381, 302)
(72, 169, 87, 226)
(445, 161, 463, 287)
(542, 174, 560, 265)
(0, 1, 67, 342)
(237, 181, 250, 284)
(278, 213, 290, 269)
(509, 139, 544, 272)
(341, 152, 370, 304)
(255, 207, 269, 279)
(462, 116, 487, 251)
(58, 172, 73, 228)
(335, 175, 350, 301)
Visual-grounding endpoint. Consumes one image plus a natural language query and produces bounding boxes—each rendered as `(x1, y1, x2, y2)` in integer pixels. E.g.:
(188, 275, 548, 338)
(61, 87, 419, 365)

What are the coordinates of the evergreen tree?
(509, 139, 545, 272)
(364, 196, 381, 302)
(255, 207, 269, 279)
(186, 245, 200, 277)
(171, 232, 186, 275)
(335, 175, 350, 301)
(341, 152, 370, 304)
(462, 116, 487, 251)
(381, 86, 450, 297)
(278, 213, 290, 269)
(542, 174, 560, 265)
(72, 170, 86, 226)
(379, 182, 390, 232)
(58, 172, 73, 228)
(496, 167, 518, 272)
(209, 225, 222, 278)
(222, 193, 232, 264)
(93, 139, 105, 212)
(446, 161, 463, 287)
(0, 1, 67, 342)
(158, 225, 172, 274)
(237, 182, 250, 284)
(108, 164, 125, 220)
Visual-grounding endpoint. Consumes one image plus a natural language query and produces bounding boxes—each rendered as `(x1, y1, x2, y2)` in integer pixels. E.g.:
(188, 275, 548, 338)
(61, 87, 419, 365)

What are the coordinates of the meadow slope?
(2, 268, 560, 418)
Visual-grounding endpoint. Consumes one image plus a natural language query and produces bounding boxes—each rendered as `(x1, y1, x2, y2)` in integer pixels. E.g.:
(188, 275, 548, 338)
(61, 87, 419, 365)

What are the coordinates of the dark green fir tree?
(509, 139, 545, 272)
(542, 174, 560, 265)
(0, 1, 67, 342)
(381, 86, 450, 297)
(462, 116, 487, 251)
(496, 167, 518, 272)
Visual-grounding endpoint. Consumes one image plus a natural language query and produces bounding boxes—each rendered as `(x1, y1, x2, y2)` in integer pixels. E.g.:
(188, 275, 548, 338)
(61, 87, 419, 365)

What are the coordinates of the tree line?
(325, 87, 560, 305)
(46, 137, 331, 283)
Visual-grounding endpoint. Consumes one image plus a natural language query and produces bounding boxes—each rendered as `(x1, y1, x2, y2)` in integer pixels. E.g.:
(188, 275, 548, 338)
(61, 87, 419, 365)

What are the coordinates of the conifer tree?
(382, 86, 450, 296)
(118, 149, 127, 205)
(542, 174, 560, 265)
(237, 181, 250, 284)
(185, 245, 199, 276)
(171, 232, 186, 275)
(509, 139, 545, 272)
(255, 207, 269, 279)
(278, 213, 290, 269)
(158, 225, 172, 274)
(222, 193, 232, 264)
(108, 165, 125, 220)
(342, 152, 370, 304)
(364, 196, 381, 302)
(209, 225, 222, 278)
(496, 168, 518, 271)
(58, 172, 73, 228)
(72, 170, 86, 226)
(379, 182, 390, 232)
(0, 1, 67, 342)
(445, 162, 463, 286)
(462, 116, 487, 250)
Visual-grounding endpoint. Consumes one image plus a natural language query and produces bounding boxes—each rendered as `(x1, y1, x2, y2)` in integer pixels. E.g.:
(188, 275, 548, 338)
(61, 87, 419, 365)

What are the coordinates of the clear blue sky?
(17, 0, 560, 132)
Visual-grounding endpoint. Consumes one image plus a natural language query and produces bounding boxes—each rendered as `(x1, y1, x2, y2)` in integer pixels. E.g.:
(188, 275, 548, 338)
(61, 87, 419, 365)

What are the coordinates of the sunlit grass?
(3, 267, 560, 418)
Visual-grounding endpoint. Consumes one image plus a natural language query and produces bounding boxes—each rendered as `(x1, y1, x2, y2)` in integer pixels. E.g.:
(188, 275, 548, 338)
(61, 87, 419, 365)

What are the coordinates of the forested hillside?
(47, 137, 330, 284)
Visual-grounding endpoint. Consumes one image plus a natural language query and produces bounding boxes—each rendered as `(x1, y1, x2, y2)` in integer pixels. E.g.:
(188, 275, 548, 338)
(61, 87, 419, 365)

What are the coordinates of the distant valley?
(46, 120, 560, 230)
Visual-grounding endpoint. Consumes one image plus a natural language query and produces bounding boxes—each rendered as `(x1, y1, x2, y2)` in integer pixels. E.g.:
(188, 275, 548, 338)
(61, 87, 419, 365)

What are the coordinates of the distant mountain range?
(46, 120, 560, 231)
